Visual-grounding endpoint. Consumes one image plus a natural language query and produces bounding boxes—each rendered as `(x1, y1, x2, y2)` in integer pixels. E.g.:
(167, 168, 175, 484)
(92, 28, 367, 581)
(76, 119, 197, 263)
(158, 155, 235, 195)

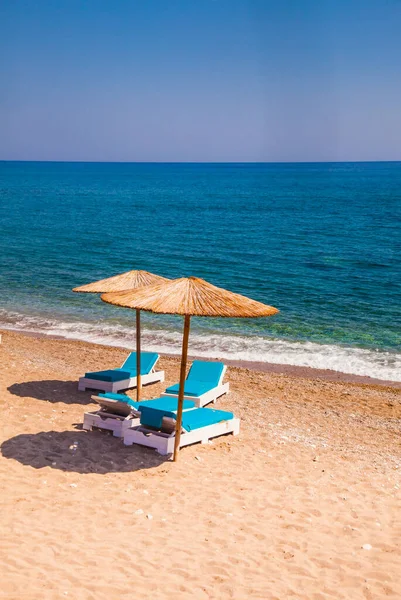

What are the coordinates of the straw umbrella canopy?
(73, 270, 169, 401)
(101, 276, 278, 461)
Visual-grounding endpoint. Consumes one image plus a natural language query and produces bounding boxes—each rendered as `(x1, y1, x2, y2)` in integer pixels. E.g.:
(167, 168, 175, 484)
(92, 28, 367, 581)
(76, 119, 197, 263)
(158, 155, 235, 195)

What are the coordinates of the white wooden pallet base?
(123, 417, 240, 454)
(82, 410, 139, 437)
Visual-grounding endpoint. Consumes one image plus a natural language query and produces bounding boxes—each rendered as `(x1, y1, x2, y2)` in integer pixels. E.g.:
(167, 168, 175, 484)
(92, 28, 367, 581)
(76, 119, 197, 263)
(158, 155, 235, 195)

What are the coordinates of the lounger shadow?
(7, 380, 93, 405)
(0, 429, 168, 474)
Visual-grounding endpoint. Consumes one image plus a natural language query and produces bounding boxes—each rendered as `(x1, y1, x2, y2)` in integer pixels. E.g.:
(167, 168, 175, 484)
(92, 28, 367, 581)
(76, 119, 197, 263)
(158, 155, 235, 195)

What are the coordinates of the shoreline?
(2, 327, 400, 389)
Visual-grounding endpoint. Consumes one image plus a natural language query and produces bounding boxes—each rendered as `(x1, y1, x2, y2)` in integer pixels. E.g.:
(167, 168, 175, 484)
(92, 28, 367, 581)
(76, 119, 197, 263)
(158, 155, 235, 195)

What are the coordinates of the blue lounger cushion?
(128, 397, 196, 411)
(187, 361, 225, 383)
(164, 361, 225, 396)
(96, 394, 195, 415)
(121, 352, 159, 375)
(164, 381, 215, 397)
(98, 392, 131, 402)
(139, 406, 233, 431)
(84, 369, 132, 382)
(181, 408, 233, 431)
(85, 352, 159, 381)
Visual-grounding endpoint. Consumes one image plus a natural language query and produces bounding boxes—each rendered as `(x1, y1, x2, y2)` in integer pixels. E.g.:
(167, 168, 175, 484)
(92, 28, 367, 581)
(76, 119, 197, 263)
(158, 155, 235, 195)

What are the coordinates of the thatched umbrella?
(73, 270, 169, 401)
(101, 276, 278, 461)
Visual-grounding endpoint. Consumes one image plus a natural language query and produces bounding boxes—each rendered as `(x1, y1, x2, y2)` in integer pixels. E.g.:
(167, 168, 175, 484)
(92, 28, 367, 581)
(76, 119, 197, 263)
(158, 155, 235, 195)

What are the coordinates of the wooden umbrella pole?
(173, 314, 191, 462)
(136, 309, 141, 402)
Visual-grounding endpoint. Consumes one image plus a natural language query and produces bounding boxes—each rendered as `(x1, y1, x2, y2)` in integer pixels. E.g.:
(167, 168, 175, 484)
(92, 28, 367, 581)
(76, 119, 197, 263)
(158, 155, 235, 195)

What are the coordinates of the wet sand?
(1, 329, 400, 599)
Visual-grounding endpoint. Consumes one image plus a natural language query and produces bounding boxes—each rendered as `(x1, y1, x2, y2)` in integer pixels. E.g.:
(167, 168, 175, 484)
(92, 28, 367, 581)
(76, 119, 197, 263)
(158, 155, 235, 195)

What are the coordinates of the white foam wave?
(1, 309, 400, 382)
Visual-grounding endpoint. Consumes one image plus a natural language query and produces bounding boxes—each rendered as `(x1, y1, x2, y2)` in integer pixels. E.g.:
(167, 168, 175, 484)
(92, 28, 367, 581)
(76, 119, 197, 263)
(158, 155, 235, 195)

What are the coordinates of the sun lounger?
(123, 405, 240, 454)
(161, 360, 229, 407)
(82, 393, 196, 437)
(78, 352, 164, 393)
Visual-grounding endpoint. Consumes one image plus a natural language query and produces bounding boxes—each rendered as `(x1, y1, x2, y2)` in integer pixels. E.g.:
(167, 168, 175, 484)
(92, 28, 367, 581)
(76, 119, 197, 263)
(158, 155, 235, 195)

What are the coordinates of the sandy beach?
(1, 329, 400, 599)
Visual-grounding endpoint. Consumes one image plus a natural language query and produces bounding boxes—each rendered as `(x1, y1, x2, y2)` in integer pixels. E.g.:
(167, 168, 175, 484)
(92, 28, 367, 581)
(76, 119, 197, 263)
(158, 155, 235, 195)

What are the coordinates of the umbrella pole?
(173, 314, 191, 462)
(136, 309, 141, 402)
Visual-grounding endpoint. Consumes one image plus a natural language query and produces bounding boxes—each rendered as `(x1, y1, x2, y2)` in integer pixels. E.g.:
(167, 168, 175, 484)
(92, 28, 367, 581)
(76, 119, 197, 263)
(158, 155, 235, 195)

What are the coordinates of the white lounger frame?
(82, 393, 143, 437)
(123, 417, 240, 455)
(83, 409, 139, 437)
(82, 395, 195, 438)
(161, 366, 229, 407)
(78, 364, 165, 393)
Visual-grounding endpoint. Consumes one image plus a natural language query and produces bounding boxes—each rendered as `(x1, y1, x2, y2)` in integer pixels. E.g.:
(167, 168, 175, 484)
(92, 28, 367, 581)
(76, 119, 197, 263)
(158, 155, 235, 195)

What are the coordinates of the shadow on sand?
(7, 380, 94, 405)
(1, 428, 168, 474)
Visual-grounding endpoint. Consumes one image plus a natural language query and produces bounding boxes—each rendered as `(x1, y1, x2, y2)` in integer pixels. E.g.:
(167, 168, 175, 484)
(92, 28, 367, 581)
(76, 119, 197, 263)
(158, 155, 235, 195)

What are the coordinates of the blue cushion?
(139, 406, 173, 429)
(84, 352, 159, 382)
(127, 396, 195, 411)
(98, 392, 130, 401)
(181, 408, 233, 431)
(84, 369, 131, 382)
(139, 406, 233, 431)
(187, 361, 224, 385)
(121, 352, 159, 375)
(165, 381, 214, 397)
(164, 361, 225, 396)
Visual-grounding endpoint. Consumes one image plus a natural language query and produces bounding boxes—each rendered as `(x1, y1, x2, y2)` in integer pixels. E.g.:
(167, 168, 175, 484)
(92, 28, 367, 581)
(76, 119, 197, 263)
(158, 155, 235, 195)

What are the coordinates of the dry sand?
(0, 329, 400, 600)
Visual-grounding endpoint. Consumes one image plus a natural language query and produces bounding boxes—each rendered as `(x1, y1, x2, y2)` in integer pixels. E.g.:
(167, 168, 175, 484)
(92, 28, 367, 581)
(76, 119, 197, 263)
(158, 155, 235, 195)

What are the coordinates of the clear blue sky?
(1, 0, 400, 162)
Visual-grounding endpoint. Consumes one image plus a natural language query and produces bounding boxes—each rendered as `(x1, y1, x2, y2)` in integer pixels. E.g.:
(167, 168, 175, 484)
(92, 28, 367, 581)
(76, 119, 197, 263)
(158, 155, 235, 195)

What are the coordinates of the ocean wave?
(0, 309, 400, 382)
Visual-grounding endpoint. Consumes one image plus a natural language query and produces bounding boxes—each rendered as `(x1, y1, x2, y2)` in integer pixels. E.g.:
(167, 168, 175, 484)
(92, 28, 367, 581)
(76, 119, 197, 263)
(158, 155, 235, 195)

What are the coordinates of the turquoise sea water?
(0, 161, 400, 381)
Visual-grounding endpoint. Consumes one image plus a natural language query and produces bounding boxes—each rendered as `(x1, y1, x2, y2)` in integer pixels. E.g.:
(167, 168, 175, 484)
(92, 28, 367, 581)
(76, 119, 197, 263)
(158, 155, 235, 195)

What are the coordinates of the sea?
(0, 161, 400, 382)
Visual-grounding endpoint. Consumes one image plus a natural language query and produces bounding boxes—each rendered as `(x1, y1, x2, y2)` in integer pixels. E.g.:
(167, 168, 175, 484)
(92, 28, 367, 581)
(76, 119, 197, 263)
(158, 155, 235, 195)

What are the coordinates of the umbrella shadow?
(1, 429, 168, 474)
(7, 380, 94, 405)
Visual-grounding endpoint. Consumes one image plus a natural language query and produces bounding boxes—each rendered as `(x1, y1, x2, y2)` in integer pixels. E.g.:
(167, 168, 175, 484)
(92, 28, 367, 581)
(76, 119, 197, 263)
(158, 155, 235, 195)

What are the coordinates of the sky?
(1, 0, 401, 162)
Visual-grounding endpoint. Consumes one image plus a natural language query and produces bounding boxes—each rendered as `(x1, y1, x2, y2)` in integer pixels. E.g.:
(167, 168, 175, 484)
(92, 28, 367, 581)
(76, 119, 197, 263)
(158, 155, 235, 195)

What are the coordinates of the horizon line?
(1, 159, 401, 165)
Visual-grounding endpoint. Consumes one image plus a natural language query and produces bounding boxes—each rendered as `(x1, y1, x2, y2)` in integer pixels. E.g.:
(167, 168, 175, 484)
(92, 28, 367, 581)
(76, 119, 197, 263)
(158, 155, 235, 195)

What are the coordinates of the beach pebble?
(195, 456, 201, 461)
(146, 514, 153, 520)
(134, 509, 143, 515)
(362, 544, 372, 551)
(70, 483, 78, 488)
